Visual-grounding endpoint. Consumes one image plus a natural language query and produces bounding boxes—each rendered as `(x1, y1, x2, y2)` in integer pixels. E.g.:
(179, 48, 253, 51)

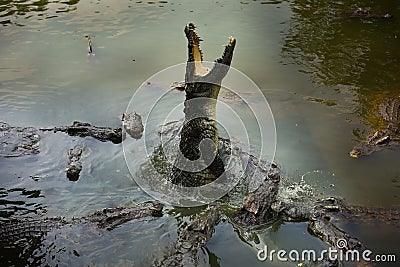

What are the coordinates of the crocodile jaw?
(184, 23, 236, 82)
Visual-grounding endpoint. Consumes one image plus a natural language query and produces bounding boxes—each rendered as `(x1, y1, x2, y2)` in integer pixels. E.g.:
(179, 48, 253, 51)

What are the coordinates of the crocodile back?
(0, 219, 64, 244)
(378, 95, 400, 125)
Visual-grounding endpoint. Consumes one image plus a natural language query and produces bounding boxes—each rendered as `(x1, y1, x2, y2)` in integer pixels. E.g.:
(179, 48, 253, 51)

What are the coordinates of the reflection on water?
(282, 0, 400, 147)
(282, 0, 400, 90)
(0, 0, 399, 266)
(0, 0, 79, 26)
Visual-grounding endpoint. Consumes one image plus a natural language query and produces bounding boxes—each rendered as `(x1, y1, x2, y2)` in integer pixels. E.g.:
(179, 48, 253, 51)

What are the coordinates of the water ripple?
(0, 0, 78, 27)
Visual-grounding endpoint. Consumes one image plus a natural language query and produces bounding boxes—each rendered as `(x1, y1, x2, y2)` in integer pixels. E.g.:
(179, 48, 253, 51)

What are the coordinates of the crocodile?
(40, 121, 123, 144)
(39, 112, 143, 143)
(350, 93, 400, 158)
(0, 111, 143, 153)
(349, 8, 393, 19)
(0, 122, 40, 157)
(66, 147, 83, 181)
(0, 201, 163, 244)
(154, 206, 220, 267)
(171, 23, 236, 187)
(233, 178, 400, 246)
(0, 202, 164, 266)
(155, 164, 398, 266)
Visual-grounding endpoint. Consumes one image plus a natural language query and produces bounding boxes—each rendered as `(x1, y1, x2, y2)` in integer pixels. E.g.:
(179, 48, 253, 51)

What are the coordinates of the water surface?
(0, 0, 399, 266)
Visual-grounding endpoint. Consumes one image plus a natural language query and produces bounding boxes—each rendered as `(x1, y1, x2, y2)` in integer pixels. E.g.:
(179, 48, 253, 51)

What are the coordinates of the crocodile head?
(184, 23, 236, 99)
(350, 94, 400, 158)
(349, 127, 396, 158)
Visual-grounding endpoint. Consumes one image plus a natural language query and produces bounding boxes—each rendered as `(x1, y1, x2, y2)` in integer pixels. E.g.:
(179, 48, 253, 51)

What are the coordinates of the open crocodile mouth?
(184, 23, 236, 78)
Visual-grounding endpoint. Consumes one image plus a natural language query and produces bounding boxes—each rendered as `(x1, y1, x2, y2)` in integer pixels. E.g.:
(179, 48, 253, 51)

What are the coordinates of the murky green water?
(1, 0, 399, 266)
